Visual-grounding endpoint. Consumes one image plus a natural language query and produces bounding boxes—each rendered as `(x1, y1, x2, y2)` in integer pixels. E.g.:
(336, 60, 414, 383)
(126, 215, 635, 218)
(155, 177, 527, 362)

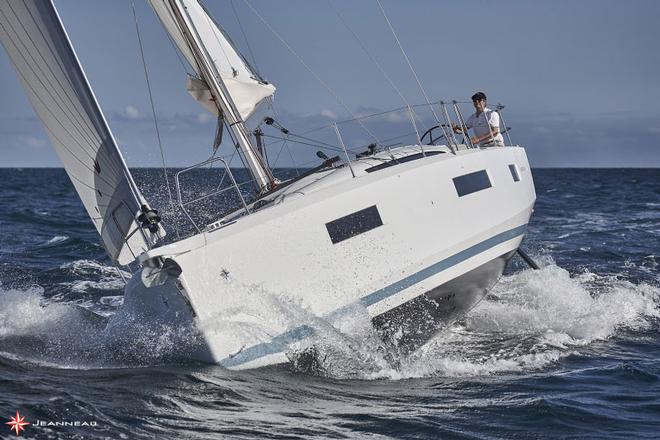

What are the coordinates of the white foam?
(0, 286, 49, 338)
(386, 265, 659, 379)
(0, 286, 106, 370)
(99, 295, 123, 307)
(46, 235, 68, 245)
(65, 278, 125, 293)
(467, 266, 659, 339)
(291, 264, 659, 380)
(60, 259, 131, 279)
(1, 263, 658, 376)
(57, 259, 130, 293)
(0, 285, 199, 369)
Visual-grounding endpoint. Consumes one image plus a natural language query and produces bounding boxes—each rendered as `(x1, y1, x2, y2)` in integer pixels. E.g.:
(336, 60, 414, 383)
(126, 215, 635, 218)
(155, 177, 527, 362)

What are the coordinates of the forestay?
(0, 0, 160, 265)
(148, 0, 276, 120)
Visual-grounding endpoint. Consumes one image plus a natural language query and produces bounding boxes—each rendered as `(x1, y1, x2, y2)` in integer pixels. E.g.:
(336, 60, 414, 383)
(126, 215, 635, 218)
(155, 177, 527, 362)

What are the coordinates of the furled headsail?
(148, 0, 276, 120)
(0, 0, 162, 265)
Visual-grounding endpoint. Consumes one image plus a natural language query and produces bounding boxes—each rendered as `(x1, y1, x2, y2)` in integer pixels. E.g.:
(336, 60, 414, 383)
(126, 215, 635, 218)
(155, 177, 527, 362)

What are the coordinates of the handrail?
(180, 185, 240, 208)
(333, 123, 356, 178)
(440, 101, 458, 152)
(174, 156, 250, 234)
(452, 100, 476, 149)
(418, 100, 514, 149)
(495, 104, 514, 146)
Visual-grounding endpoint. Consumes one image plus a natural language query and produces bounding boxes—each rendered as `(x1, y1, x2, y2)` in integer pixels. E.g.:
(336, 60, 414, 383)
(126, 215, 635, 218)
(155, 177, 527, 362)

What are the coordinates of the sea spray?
(390, 264, 660, 380)
(276, 263, 660, 380)
(1, 260, 657, 378)
(0, 284, 204, 368)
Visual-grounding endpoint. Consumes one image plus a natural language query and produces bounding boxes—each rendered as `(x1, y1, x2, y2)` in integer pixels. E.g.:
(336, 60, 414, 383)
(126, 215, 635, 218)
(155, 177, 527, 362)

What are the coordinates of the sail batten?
(0, 0, 161, 265)
(0, 6, 104, 155)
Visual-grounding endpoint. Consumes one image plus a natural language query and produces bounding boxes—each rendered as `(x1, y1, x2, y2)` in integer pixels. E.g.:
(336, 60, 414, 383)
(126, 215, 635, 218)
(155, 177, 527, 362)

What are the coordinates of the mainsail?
(0, 0, 161, 265)
(148, 0, 276, 120)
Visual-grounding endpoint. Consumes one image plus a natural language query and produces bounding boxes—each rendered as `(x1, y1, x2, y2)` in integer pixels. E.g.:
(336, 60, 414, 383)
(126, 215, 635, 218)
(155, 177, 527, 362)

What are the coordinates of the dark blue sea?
(0, 168, 658, 439)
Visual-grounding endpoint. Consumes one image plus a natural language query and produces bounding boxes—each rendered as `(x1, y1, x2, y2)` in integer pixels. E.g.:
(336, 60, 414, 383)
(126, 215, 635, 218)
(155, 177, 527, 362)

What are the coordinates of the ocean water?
(0, 168, 658, 439)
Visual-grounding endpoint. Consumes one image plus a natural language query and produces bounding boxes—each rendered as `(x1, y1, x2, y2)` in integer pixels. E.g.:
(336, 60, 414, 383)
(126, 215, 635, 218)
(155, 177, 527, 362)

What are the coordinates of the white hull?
(107, 145, 536, 369)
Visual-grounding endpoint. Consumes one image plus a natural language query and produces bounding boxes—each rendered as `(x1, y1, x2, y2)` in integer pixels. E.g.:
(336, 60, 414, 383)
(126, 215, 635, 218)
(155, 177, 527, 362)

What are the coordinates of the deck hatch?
(326, 205, 383, 244)
(453, 170, 491, 196)
(508, 164, 520, 182)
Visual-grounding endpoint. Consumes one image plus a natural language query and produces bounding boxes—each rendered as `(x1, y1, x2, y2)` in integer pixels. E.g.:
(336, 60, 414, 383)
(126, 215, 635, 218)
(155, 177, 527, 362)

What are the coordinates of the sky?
(1, 0, 659, 168)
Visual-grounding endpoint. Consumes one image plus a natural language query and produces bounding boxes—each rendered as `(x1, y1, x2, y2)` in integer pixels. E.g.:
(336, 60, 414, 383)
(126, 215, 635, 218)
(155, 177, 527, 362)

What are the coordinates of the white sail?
(0, 0, 160, 265)
(149, 0, 276, 120)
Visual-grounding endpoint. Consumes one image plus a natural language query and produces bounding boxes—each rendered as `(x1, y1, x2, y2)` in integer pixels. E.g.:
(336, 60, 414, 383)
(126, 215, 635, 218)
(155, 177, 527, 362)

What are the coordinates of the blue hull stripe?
(220, 224, 527, 368)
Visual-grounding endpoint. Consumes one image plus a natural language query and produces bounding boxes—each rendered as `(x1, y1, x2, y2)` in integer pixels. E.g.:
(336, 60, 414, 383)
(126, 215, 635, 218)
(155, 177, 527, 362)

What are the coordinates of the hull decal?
(219, 224, 527, 368)
(358, 224, 527, 307)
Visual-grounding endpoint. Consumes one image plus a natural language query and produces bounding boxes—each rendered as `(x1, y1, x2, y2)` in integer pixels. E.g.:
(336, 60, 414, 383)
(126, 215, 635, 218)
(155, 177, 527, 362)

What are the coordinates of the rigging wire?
(262, 98, 302, 175)
(260, 133, 341, 153)
(241, 0, 382, 146)
(131, 0, 180, 238)
(284, 136, 301, 177)
(327, 0, 421, 144)
(230, 0, 262, 76)
(375, 0, 451, 143)
(299, 98, 463, 144)
(165, 31, 194, 77)
(300, 100, 436, 136)
(198, 0, 234, 73)
(271, 136, 289, 169)
(287, 132, 339, 150)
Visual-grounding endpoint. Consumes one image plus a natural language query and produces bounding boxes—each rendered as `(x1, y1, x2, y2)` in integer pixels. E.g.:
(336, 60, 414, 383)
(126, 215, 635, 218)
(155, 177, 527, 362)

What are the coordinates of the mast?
(167, 0, 273, 191)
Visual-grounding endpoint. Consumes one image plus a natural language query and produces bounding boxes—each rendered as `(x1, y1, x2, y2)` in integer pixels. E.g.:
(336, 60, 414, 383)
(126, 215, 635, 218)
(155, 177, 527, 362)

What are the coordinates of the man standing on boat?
(452, 92, 504, 147)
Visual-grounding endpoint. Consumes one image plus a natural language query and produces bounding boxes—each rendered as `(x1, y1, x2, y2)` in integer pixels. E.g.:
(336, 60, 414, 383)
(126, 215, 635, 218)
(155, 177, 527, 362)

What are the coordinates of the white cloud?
(125, 105, 141, 119)
(196, 112, 213, 124)
(320, 109, 337, 120)
(386, 111, 417, 123)
(19, 135, 46, 149)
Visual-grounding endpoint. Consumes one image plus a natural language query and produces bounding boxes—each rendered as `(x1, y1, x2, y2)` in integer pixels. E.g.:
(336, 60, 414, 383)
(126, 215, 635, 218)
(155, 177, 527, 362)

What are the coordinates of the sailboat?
(0, 0, 536, 369)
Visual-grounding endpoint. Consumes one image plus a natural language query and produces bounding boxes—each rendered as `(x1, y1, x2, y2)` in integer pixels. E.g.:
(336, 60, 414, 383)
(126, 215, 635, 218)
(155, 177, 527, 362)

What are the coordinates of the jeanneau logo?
(5, 411, 29, 436)
(34, 420, 98, 427)
(5, 410, 99, 436)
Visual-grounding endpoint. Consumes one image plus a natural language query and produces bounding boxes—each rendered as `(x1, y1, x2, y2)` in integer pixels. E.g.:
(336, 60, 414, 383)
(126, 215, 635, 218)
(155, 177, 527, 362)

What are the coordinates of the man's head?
(471, 91, 487, 113)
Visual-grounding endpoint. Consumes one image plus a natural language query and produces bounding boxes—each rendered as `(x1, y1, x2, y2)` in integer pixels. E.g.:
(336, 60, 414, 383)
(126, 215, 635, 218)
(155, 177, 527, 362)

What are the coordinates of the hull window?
(326, 205, 383, 244)
(509, 164, 520, 182)
(453, 170, 492, 197)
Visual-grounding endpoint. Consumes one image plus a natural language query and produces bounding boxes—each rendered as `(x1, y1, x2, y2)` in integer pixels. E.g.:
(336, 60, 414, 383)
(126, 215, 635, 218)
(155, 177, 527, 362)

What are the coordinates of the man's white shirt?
(465, 107, 504, 146)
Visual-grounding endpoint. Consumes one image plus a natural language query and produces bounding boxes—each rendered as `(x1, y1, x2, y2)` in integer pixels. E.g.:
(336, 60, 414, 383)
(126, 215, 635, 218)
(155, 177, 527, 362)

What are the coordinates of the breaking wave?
(45, 235, 69, 245)
(289, 263, 660, 380)
(0, 261, 658, 378)
(0, 284, 202, 369)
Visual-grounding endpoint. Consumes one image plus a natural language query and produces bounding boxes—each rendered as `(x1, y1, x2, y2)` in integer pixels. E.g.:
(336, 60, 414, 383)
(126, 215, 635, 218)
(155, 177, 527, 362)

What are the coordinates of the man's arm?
(470, 125, 500, 145)
(451, 123, 468, 134)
